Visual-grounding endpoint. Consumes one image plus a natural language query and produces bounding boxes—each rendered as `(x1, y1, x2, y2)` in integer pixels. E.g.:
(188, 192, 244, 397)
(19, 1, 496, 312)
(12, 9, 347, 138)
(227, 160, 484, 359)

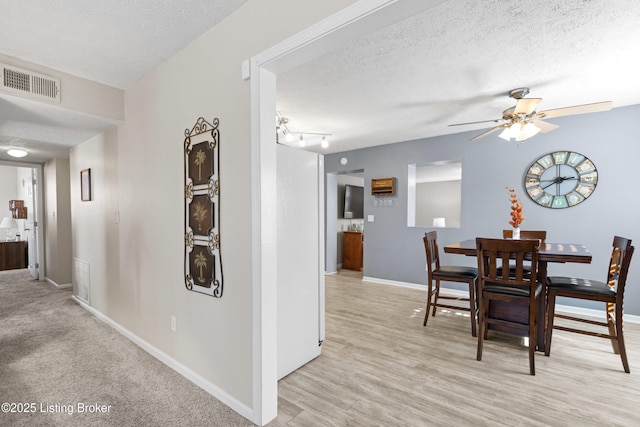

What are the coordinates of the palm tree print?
(194, 250, 208, 282)
(192, 201, 208, 232)
(194, 149, 207, 181)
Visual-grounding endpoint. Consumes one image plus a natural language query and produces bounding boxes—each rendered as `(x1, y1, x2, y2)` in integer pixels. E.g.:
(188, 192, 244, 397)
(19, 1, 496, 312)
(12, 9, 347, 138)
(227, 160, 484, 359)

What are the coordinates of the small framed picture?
(81, 168, 91, 201)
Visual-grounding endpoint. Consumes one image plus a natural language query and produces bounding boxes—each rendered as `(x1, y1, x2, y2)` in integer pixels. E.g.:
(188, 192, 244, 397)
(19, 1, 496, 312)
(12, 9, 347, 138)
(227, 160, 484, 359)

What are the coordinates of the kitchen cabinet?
(343, 231, 363, 271)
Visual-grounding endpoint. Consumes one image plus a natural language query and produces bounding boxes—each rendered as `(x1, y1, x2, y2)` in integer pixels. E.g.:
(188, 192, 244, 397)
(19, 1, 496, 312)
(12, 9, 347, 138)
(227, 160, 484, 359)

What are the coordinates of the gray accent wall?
(325, 104, 640, 315)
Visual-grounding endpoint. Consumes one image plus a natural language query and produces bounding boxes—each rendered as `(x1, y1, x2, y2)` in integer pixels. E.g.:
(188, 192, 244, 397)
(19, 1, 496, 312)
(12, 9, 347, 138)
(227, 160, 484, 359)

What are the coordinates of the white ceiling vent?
(1, 63, 61, 103)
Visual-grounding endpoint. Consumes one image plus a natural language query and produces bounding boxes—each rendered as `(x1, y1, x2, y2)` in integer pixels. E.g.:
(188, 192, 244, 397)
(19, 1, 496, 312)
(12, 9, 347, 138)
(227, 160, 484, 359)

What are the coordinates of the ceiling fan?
(449, 88, 612, 142)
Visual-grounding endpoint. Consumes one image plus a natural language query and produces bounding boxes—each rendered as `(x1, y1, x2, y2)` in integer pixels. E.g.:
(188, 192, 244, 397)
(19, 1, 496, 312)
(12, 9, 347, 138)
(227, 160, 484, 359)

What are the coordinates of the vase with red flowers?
(506, 187, 525, 238)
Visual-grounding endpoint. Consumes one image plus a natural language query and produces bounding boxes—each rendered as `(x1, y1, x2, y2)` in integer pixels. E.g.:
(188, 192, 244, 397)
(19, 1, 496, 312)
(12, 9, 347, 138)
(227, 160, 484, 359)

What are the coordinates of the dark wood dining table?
(444, 239, 592, 350)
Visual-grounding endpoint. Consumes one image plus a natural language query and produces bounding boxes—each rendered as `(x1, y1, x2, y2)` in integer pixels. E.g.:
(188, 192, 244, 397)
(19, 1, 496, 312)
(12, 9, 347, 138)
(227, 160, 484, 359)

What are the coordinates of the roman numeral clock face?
(524, 151, 598, 209)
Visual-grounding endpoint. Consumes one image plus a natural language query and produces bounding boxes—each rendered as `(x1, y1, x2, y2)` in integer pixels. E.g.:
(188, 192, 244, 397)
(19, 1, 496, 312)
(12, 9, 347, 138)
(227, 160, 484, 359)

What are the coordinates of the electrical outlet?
(170, 315, 177, 332)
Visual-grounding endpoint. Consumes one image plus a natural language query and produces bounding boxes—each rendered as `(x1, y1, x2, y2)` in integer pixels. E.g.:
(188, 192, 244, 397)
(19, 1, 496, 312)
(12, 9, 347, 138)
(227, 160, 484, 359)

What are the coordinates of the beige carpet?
(0, 269, 254, 427)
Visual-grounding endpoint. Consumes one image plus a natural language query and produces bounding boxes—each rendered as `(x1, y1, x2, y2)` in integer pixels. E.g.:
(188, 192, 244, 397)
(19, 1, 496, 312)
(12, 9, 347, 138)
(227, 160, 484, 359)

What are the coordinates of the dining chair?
(423, 231, 478, 337)
(502, 229, 546, 243)
(500, 230, 546, 278)
(545, 236, 635, 373)
(476, 238, 541, 375)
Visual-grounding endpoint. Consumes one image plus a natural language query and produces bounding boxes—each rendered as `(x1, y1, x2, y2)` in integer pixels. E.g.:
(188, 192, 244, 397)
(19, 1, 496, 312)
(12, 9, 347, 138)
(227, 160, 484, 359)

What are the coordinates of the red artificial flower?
(505, 187, 525, 228)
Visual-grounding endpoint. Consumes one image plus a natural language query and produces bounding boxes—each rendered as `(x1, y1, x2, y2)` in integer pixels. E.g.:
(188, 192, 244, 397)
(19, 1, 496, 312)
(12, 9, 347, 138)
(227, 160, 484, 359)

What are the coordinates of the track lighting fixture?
(276, 113, 331, 148)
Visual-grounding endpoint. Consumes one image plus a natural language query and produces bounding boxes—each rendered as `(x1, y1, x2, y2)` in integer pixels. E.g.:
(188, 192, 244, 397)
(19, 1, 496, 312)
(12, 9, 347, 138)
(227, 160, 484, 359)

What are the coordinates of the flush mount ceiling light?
(7, 148, 28, 158)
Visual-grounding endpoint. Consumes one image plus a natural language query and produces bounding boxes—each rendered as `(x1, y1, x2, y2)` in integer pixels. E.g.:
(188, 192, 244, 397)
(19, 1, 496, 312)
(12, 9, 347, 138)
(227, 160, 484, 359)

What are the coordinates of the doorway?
(0, 162, 44, 280)
(250, 0, 445, 423)
(326, 171, 365, 274)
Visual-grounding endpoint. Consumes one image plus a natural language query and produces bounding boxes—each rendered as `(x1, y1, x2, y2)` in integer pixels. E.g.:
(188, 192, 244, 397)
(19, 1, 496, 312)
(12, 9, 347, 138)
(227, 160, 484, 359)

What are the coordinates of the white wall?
(0, 166, 18, 233)
(44, 158, 72, 285)
(0, 52, 124, 122)
(14, 167, 33, 239)
(415, 180, 461, 228)
(70, 130, 118, 307)
(325, 104, 640, 315)
(69, 0, 358, 423)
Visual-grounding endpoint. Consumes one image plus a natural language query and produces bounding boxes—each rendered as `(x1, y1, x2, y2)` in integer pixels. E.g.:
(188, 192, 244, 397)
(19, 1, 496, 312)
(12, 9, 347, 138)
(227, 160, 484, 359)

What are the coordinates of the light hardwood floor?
(269, 270, 640, 426)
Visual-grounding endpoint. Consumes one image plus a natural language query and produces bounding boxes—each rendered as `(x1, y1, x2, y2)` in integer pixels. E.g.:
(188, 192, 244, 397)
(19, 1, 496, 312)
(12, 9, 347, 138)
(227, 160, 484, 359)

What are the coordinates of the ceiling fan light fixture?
(521, 121, 541, 139)
(459, 88, 612, 142)
(498, 124, 515, 141)
(7, 148, 28, 158)
(499, 121, 540, 142)
(321, 136, 329, 148)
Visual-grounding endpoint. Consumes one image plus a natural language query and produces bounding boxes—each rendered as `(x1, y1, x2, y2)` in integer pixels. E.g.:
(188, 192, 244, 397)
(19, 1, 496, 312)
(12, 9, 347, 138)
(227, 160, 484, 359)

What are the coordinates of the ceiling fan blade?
(470, 124, 506, 141)
(538, 101, 612, 119)
(514, 98, 542, 115)
(532, 119, 558, 133)
(448, 119, 502, 127)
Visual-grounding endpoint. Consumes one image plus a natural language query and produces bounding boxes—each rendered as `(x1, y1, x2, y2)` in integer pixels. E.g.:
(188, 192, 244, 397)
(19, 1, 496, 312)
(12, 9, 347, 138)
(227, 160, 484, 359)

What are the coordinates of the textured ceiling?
(0, 0, 248, 89)
(276, 0, 640, 153)
(0, 0, 247, 163)
(1, 0, 640, 163)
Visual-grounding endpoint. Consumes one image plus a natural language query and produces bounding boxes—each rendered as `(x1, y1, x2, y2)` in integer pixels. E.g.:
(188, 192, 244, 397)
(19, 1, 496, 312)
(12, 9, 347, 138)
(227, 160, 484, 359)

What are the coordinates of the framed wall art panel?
(81, 168, 91, 201)
(184, 117, 223, 297)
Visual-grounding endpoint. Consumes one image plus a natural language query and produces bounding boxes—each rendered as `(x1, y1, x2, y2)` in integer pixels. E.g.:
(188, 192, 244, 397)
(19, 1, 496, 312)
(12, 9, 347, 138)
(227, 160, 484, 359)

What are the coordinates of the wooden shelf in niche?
(9, 200, 27, 219)
(371, 177, 396, 196)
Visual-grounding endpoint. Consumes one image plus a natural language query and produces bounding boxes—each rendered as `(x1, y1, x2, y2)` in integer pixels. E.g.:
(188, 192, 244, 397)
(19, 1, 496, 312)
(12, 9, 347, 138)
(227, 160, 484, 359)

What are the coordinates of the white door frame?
(248, 0, 445, 424)
(0, 160, 45, 281)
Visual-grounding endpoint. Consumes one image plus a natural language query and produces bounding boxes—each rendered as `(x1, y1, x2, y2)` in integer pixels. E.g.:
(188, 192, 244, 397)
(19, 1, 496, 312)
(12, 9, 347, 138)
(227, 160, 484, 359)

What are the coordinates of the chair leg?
(423, 281, 434, 326)
(615, 305, 630, 373)
(431, 280, 440, 317)
(544, 292, 557, 357)
(468, 279, 477, 337)
(476, 297, 485, 361)
(483, 301, 490, 340)
(529, 302, 537, 376)
(606, 302, 620, 354)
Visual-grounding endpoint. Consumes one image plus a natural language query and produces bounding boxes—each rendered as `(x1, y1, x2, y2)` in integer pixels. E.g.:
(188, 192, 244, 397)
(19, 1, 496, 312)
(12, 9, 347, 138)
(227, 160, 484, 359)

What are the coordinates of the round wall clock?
(524, 151, 598, 209)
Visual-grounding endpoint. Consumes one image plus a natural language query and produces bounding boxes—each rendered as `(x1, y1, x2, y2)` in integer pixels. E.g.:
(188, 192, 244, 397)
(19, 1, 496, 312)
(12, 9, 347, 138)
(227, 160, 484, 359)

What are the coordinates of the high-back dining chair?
(423, 231, 478, 336)
(545, 236, 635, 373)
(476, 238, 541, 375)
(499, 230, 546, 278)
(502, 229, 546, 243)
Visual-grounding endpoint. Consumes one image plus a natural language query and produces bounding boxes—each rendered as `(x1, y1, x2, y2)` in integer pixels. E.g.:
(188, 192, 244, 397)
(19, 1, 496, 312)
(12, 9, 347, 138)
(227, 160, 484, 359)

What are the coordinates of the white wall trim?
(71, 296, 253, 421)
(362, 275, 640, 324)
(250, 62, 278, 425)
(248, 0, 463, 424)
(45, 277, 71, 289)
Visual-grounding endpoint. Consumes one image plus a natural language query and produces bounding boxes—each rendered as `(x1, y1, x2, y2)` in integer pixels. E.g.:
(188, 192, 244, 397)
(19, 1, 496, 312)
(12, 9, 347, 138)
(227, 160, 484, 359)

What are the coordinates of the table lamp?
(432, 217, 446, 228)
(0, 217, 18, 241)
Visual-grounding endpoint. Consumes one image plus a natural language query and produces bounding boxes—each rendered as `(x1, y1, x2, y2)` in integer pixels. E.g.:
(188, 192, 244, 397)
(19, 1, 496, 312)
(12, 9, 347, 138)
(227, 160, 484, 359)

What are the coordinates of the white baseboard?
(362, 275, 640, 324)
(71, 295, 254, 422)
(46, 277, 72, 289)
